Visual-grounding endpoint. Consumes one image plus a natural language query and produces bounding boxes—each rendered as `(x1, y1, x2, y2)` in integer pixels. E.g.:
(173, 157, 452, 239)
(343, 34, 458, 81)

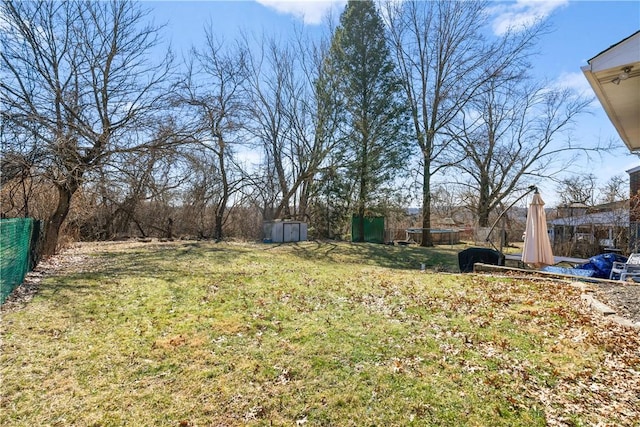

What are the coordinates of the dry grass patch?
(1, 240, 639, 426)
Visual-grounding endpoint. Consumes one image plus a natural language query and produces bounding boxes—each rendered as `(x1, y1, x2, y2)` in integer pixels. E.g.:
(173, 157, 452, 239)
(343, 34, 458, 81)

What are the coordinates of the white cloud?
(489, 0, 568, 36)
(551, 71, 606, 110)
(554, 71, 591, 94)
(255, 0, 345, 25)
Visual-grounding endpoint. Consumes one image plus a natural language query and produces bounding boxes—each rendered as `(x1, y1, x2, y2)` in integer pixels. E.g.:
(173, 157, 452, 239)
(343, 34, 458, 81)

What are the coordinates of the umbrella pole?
(485, 186, 538, 256)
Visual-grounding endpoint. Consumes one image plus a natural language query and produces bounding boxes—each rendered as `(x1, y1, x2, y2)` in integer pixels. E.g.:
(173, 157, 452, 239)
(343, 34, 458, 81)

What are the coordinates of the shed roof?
(549, 210, 629, 227)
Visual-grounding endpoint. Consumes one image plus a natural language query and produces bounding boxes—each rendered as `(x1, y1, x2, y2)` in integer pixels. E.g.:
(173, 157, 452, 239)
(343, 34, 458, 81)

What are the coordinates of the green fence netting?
(1, 218, 37, 303)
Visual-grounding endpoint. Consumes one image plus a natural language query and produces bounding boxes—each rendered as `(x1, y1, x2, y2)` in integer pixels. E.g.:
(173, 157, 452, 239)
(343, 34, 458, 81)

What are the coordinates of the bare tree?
(450, 75, 592, 226)
(556, 174, 599, 207)
(555, 174, 627, 207)
(178, 146, 222, 238)
(178, 31, 249, 240)
(282, 29, 344, 223)
(0, 131, 42, 218)
(1, 0, 174, 254)
(384, 0, 545, 245)
(243, 30, 343, 223)
(243, 35, 305, 220)
(598, 175, 628, 205)
(430, 183, 464, 224)
(92, 124, 186, 240)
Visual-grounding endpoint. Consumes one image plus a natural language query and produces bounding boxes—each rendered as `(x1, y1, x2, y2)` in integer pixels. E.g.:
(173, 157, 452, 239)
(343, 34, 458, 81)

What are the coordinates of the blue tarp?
(575, 253, 627, 279)
(540, 266, 596, 277)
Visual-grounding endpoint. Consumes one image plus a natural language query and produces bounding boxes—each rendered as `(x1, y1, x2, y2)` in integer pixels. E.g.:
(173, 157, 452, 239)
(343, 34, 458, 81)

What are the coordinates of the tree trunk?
(166, 218, 173, 239)
(299, 177, 312, 221)
(42, 184, 75, 256)
(357, 204, 365, 243)
(477, 209, 490, 228)
(213, 141, 229, 241)
(421, 159, 433, 247)
(357, 154, 366, 242)
(356, 143, 368, 243)
(214, 209, 224, 241)
(477, 176, 491, 227)
(272, 149, 291, 219)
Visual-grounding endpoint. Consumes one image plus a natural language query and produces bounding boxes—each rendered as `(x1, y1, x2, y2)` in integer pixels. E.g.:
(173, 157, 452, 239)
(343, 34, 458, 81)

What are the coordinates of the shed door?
(284, 223, 300, 242)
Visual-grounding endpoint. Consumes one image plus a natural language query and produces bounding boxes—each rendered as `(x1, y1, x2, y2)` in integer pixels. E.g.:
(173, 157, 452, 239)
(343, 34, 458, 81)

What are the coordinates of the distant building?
(549, 200, 629, 253)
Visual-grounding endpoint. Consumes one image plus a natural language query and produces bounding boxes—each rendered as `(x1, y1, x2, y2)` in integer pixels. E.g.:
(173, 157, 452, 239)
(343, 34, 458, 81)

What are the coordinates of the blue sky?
(149, 0, 639, 205)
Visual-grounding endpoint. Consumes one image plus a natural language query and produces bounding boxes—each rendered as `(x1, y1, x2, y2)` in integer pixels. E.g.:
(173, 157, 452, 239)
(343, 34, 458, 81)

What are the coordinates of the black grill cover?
(458, 248, 505, 273)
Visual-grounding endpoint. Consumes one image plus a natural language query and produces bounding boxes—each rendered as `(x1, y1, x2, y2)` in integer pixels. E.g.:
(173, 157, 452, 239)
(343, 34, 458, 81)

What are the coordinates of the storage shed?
(263, 220, 308, 243)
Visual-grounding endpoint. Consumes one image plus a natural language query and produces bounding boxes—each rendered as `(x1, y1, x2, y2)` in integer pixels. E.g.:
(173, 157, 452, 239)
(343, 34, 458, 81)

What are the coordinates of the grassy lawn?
(1, 241, 639, 426)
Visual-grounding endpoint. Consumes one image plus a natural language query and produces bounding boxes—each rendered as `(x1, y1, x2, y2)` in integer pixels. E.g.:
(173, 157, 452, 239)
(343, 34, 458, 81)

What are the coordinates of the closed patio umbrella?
(522, 190, 554, 268)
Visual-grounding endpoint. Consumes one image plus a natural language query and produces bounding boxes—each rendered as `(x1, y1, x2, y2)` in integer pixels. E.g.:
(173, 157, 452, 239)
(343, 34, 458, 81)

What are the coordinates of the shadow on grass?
(283, 240, 462, 272)
(29, 241, 463, 307)
(73, 240, 463, 277)
(30, 242, 255, 306)
(87, 242, 252, 277)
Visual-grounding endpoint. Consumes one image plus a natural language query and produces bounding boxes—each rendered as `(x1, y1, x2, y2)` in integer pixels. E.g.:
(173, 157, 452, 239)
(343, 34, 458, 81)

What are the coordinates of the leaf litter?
(1, 241, 639, 426)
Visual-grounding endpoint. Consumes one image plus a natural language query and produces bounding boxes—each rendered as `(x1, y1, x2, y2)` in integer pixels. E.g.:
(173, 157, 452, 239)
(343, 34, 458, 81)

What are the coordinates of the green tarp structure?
(351, 215, 385, 243)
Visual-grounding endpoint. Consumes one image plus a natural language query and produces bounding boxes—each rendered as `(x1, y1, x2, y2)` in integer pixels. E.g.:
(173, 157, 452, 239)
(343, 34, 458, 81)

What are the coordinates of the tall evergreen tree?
(327, 0, 409, 242)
